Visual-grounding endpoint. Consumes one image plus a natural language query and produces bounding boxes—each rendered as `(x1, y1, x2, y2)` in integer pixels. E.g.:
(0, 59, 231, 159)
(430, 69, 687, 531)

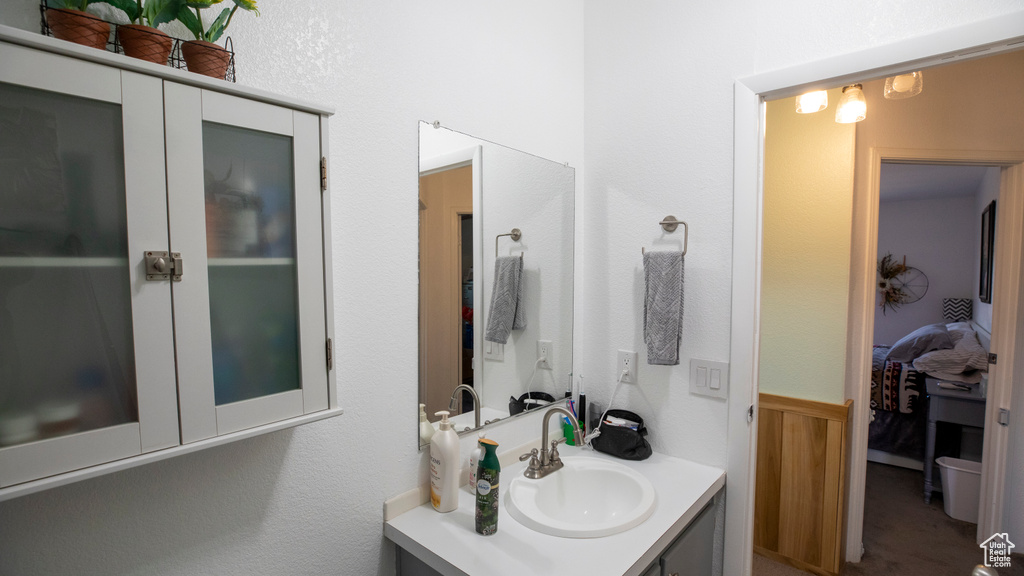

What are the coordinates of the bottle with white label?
(429, 411, 459, 512)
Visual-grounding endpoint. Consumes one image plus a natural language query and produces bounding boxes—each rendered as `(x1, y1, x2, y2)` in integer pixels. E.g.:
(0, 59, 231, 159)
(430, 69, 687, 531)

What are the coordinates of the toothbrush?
(578, 375, 587, 436)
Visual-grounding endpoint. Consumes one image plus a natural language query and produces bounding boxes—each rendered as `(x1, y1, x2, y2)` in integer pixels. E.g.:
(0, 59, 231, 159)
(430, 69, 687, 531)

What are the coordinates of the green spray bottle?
(475, 438, 500, 535)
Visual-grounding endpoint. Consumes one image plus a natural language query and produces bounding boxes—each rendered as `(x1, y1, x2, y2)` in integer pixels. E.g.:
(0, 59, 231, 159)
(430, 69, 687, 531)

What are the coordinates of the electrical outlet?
(617, 350, 638, 383)
(537, 340, 553, 370)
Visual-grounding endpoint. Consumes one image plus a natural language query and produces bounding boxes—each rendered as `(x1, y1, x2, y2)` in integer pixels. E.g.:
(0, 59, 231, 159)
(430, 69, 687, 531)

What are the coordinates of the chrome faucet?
(448, 384, 480, 430)
(519, 406, 581, 479)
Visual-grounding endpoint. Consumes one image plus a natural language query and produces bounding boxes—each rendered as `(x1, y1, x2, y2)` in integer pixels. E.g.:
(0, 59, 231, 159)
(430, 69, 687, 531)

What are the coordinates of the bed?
(867, 321, 990, 469)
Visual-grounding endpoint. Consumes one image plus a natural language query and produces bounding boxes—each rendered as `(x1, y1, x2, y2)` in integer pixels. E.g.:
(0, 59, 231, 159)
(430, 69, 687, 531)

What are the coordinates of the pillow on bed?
(886, 323, 953, 363)
(912, 330, 989, 374)
(946, 322, 974, 345)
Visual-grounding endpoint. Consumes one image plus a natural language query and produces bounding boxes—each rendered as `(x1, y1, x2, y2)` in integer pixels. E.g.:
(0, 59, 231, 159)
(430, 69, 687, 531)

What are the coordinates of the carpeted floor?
(754, 461, 1023, 576)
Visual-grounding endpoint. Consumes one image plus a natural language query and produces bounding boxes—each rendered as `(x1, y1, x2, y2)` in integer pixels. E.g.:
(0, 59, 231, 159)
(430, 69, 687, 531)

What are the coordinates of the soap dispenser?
(418, 404, 435, 445)
(468, 432, 486, 492)
(429, 411, 459, 513)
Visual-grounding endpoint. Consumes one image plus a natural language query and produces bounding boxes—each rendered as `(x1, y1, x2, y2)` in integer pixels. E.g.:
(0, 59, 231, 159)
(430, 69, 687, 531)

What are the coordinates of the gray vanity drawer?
(659, 500, 715, 576)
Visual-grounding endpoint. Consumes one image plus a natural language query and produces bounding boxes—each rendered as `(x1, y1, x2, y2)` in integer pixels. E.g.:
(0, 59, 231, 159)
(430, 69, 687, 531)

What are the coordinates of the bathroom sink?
(505, 456, 656, 538)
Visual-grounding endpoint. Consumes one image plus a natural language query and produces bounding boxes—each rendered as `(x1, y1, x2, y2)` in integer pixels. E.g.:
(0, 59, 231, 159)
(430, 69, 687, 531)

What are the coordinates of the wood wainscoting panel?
(754, 408, 783, 551)
(754, 394, 852, 576)
(778, 412, 827, 566)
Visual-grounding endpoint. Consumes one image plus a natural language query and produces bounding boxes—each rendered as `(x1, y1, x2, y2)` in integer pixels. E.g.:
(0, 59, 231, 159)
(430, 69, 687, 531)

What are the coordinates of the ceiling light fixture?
(795, 90, 828, 113)
(884, 71, 924, 99)
(835, 84, 867, 123)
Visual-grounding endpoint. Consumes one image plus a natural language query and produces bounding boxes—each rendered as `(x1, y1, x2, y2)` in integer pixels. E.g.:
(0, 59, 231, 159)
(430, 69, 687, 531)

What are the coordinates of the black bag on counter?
(589, 408, 652, 461)
(508, 391, 556, 416)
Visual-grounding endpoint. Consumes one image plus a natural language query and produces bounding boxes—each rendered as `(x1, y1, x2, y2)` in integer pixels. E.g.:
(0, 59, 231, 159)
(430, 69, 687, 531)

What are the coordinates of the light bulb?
(883, 71, 924, 99)
(835, 84, 867, 123)
(795, 90, 828, 114)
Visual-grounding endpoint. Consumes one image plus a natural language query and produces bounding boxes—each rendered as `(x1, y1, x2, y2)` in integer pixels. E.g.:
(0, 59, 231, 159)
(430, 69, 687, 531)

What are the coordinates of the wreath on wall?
(877, 253, 929, 315)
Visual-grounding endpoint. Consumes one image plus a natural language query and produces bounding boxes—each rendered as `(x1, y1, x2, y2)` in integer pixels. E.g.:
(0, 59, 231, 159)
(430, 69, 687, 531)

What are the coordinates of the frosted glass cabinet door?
(167, 85, 328, 442)
(0, 45, 179, 488)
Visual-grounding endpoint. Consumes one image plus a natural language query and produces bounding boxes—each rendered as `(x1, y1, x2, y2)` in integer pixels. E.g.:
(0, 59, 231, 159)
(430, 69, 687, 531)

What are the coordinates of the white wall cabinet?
(0, 28, 339, 500)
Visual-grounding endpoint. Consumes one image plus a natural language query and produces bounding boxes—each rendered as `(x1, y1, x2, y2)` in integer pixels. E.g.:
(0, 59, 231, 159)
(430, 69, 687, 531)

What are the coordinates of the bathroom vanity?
(385, 447, 725, 576)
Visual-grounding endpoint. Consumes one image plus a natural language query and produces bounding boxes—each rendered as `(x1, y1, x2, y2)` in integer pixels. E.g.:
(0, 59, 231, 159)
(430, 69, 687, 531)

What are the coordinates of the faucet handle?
(549, 437, 568, 463)
(519, 448, 538, 462)
(520, 448, 541, 472)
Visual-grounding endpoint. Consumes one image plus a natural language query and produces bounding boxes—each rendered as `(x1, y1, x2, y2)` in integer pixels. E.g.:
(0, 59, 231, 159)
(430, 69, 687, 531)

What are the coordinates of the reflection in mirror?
(418, 122, 574, 447)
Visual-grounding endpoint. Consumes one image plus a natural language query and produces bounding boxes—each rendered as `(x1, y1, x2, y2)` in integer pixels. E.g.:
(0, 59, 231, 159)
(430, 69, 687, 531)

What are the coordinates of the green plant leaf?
(102, 0, 141, 22)
(184, 0, 222, 8)
(204, 5, 232, 42)
(231, 0, 257, 14)
(142, 0, 183, 26)
(176, 4, 203, 39)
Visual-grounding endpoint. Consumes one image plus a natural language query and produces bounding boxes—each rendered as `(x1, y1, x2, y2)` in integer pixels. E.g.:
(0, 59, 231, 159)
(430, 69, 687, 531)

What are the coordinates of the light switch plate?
(689, 358, 729, 399)
(483, 340, 504, 361)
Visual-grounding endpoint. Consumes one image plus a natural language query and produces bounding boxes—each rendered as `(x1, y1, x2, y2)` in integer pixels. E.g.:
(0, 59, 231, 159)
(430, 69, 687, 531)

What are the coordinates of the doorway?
(728, 21, 1024, 576)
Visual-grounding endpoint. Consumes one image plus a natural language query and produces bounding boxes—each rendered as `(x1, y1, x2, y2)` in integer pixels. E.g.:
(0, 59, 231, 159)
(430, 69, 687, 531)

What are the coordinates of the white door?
(0, 44, 179, 488)
(164, 85, 328, 442)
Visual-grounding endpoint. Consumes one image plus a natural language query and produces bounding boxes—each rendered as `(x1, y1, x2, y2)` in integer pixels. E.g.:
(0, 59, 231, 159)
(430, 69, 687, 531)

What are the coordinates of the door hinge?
(320, 156, 328, 192)
(988, 352, 998, 365)
(998, 408, 1010, 427)
(747, 405, 754, 424)
(326, 337, 333, 371)
(144, 251, 182, 282)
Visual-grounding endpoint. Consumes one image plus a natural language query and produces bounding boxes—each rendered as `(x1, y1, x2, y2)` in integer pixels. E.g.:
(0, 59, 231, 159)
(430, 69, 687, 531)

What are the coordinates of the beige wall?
(760, 87, 856, 404)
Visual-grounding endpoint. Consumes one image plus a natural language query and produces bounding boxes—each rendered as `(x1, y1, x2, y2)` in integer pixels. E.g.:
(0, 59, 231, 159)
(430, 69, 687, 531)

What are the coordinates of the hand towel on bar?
(484, 255, 526, 344)
(644, 251, 684, 365)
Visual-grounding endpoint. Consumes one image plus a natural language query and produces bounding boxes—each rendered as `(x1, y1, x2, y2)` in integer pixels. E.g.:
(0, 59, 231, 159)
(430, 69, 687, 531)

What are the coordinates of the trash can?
(936, 456, 982, 522)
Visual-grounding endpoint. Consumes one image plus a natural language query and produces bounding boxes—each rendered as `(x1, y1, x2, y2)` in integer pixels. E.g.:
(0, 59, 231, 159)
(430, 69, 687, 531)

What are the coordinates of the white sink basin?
(505, 456, 656, 538)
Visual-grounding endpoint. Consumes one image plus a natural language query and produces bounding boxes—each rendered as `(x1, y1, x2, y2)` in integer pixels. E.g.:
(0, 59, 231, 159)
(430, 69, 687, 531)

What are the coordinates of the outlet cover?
(537, 340, 553, 370)
(689, 359, 729, 399)
(617, 350, 638, 383)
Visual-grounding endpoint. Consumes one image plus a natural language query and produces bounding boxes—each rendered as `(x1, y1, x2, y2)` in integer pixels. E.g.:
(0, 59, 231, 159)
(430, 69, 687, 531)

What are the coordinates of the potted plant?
(176, 0, 258, 79)
(45, 0, 113, 50)
(107, 0, 182, 64)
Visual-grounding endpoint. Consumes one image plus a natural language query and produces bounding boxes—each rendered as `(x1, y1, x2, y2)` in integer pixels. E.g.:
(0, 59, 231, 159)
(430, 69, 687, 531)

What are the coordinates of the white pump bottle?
(429, 411, 459, 512)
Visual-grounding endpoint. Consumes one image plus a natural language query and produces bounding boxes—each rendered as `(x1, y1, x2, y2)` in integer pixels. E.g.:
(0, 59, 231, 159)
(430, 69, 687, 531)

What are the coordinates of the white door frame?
(852, 149, 1024, 547)
(726, 12, 1024, 575)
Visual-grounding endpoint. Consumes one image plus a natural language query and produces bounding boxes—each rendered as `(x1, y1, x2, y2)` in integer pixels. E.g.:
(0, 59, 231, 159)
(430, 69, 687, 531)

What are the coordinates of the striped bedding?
(871, 345, 926, 414)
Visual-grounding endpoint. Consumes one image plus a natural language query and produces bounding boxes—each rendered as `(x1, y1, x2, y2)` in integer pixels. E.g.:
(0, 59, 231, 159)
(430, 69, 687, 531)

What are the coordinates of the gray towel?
(484, 256, 526, 344)
(644, 251, 684, 365)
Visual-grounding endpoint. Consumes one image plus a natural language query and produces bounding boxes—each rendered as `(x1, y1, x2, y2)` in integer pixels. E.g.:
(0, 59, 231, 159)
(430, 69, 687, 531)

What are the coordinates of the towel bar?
(642, 216, 688, 256)
(495, 228, 522, 256)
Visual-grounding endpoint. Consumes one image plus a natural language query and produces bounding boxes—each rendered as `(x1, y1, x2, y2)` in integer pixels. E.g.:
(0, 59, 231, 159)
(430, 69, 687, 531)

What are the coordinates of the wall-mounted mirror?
(418, 121, 574, 446)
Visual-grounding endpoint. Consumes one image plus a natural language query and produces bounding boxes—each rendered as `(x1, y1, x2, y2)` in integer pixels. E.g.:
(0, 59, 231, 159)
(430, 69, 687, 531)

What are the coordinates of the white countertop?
(384, 446, 725, 576)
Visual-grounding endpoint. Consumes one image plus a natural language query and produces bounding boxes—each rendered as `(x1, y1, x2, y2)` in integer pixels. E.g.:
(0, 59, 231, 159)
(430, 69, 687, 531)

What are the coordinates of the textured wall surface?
(873, 195, 977, 345)
(760, 88, 855, 405)
(1, 1, 1023, 575)
(0, 2, 584, 575)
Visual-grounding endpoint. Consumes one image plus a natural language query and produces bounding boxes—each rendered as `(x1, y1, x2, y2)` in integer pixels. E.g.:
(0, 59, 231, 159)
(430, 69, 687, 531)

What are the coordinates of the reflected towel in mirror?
(484, 255, 526, 344)
(643, 251, 684, 365)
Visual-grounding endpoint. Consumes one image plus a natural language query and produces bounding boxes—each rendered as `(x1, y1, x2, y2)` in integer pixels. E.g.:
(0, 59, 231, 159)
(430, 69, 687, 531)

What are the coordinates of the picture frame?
(979, 200, 996, 304)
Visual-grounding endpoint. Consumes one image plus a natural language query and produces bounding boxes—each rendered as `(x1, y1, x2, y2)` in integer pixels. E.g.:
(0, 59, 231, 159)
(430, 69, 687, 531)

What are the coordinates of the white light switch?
(689, 359, 729, 399)
(484, 341, 504, 361)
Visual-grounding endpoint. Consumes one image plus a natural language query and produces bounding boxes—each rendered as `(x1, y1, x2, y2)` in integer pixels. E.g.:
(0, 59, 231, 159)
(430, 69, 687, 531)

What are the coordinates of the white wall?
(2, 1, 1024, 575)
(760, 89, 855, 405)
(873, 195, 977, 344)
(973, 167, 1001, 333)
(0, 2, 584, 575)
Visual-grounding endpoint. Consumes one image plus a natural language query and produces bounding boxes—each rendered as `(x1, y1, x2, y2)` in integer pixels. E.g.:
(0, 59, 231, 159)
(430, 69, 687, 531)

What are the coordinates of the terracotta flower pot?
(117, 24, 173, 65)
(181, 40, 231, 79)
(46, 8, 110, 50)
